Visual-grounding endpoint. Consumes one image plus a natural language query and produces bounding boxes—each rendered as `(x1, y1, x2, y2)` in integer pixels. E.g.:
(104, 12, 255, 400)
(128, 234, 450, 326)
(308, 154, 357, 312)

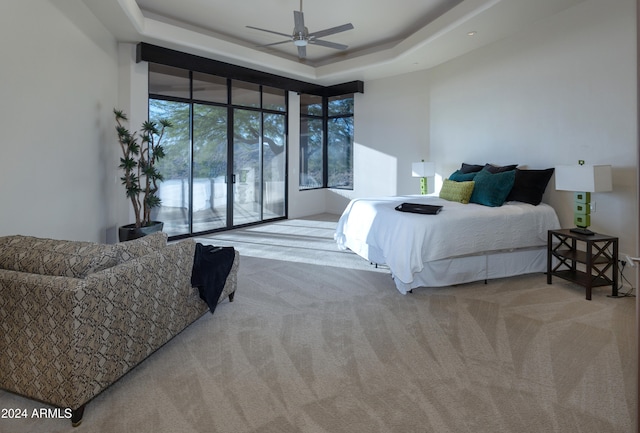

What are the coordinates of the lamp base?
(419, 177, 427, 195)
(569, 227, 595, 236)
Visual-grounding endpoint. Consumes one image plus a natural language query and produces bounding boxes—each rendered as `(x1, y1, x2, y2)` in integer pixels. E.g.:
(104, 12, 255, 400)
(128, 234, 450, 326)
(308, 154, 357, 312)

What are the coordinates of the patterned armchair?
(0, 232, 238, 426)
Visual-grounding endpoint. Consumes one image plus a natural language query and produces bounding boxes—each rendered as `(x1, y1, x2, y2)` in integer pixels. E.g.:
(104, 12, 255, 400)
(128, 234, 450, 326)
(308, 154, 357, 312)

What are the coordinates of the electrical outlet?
(625, 254, 639, 268)
(590, 201, 596, 212)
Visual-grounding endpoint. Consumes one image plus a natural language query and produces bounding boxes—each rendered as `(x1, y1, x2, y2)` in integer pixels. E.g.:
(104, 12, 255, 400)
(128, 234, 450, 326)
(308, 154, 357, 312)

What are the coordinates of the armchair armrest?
(0, 270, 84, 408)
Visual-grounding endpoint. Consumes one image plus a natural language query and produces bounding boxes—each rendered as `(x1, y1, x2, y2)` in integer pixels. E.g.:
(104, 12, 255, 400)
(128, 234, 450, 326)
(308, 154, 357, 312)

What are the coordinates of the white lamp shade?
(554, 164, 612, 192)
(412, 161, 436, 178)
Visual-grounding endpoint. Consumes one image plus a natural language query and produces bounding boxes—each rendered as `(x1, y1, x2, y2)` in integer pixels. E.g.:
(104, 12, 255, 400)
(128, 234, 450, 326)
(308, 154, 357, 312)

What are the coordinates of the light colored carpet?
(0, 215, 636, 432)
(192, 214, 390, 274)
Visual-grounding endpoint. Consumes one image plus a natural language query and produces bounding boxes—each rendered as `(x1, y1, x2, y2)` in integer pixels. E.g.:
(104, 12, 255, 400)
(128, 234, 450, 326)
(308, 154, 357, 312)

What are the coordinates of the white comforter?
(335, 195, 560, 286)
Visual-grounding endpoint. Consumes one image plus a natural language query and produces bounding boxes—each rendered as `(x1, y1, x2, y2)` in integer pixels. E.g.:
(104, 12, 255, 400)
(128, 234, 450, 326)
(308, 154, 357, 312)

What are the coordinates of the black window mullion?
(322, 96, 329, 188)
(188, 71, 194, 234)
(226, 79, 234, 229)
(259, 87, 264, 221)
(283, 91, 289, 218)
(259, 111, 264, 221)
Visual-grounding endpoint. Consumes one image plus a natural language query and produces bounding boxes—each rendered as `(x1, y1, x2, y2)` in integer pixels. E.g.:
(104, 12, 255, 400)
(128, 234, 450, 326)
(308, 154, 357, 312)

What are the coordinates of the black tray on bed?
(395, 202, 443, 215)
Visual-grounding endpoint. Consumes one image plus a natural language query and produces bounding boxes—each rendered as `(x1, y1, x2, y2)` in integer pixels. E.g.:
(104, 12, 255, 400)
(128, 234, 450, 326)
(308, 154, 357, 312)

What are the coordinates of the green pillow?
(469, 168, 516, 207)
(439, 179, 475, 204)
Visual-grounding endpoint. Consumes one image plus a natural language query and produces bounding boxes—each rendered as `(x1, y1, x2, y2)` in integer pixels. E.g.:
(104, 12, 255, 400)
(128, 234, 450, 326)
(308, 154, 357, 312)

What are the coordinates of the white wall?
(116, 43, 152, 241)
(0, 1, 120, 242)
(428, 0, 637, 257)
(325, 70, 431, 215)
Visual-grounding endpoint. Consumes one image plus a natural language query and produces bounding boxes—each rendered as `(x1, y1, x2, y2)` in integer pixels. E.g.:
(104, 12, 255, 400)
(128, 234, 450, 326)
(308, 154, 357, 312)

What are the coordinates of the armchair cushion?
(0, 235, 117, 278)
(115, 231, 168, 263)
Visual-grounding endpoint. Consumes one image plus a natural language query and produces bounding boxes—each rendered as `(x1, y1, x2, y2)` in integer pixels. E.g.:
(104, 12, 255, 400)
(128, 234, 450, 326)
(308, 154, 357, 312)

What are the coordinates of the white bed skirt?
(364, 246, 548, 294)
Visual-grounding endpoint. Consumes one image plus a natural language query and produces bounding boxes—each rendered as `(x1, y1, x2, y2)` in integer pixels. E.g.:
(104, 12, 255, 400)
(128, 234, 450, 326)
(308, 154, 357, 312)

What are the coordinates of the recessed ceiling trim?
(116, 0, 146, 33)
(84, 0, 589, 84)
(126, 0, 497, 84)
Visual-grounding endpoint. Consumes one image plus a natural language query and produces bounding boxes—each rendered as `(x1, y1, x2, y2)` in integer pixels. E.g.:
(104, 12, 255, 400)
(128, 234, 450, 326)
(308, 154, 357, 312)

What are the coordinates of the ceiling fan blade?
(297, 45, 307, 58)
(308, 23, 353, 39)
(246, 25, 291, 38)
(310, 39, 348, 51)
(258, 40, 292, 48)
(293, 10, 305, 33)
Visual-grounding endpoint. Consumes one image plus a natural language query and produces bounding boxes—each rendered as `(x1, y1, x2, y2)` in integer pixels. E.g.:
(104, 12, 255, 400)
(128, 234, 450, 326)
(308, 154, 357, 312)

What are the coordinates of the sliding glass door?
(193, 104, 228, 232)
(262, 113, 286, 218)
(231, 110, 287, 226)
(149, 100, 191, 236)
(148, 64, 287, 238)
(233, 109, 261, 225)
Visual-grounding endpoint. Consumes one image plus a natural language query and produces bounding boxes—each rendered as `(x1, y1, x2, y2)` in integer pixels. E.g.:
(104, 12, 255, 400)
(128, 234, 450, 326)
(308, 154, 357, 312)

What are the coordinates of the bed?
(334, 165, 561, 294)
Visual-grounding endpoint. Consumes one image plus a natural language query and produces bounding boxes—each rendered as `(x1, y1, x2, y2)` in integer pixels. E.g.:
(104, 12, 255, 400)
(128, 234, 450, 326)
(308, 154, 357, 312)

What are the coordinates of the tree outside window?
(300, 93, 354, 190)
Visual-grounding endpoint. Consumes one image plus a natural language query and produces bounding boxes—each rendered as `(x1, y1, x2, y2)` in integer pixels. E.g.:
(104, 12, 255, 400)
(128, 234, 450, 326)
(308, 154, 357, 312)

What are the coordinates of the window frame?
(299, 93, 354, 191)
(137, 43, 362, 196)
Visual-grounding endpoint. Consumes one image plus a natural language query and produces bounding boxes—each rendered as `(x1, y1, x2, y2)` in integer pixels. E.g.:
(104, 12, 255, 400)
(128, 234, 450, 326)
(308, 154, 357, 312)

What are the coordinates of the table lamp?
(412, 160, 436, 195)
(554, 162, 612, 235)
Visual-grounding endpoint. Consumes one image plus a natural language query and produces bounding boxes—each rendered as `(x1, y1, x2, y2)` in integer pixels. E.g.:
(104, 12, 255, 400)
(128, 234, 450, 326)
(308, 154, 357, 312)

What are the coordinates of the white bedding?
(335, 195, 560, 290)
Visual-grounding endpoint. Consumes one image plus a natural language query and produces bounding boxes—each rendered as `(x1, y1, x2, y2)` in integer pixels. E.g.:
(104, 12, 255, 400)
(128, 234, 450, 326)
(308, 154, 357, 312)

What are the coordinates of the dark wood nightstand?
(547, 229, 618, 300)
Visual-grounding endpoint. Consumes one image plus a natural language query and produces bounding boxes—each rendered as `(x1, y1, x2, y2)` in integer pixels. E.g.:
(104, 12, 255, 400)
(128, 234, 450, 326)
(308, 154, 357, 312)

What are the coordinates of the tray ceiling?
(83, 0, 586, 85)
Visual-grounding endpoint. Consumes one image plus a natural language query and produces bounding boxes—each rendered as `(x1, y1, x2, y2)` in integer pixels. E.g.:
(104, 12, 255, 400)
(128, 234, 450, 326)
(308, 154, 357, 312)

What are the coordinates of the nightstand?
(547, 229, 618, 300)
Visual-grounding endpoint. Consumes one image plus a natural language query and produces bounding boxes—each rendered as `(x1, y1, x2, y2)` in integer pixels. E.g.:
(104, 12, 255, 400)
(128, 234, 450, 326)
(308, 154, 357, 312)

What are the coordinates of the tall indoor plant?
(114, 109, 172, 241)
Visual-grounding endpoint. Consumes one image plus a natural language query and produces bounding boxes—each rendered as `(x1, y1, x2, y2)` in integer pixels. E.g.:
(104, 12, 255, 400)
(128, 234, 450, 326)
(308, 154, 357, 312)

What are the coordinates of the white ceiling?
(83, 0, 586, 85)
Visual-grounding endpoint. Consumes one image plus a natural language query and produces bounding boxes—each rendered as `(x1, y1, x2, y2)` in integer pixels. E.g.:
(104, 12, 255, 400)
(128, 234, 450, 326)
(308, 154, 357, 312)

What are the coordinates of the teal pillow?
(469, 168, 516, 207)
(449, 170, 478, 182)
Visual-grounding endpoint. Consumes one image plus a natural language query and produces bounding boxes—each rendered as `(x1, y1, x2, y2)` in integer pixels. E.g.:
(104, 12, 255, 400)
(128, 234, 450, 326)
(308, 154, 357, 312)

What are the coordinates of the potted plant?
(114, 109, 172, 241)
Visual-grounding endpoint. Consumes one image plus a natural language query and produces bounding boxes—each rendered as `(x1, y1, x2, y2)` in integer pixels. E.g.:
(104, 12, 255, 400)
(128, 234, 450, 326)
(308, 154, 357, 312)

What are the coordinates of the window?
(327, 94, 354, 189)
(299, 94, 324, 190)
(300, 93, 354, 190)
(139, 43, 361, 195)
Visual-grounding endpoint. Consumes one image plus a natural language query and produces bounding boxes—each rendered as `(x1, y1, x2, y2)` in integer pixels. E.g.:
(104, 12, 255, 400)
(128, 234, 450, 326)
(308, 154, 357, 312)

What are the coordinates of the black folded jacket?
(191, 243, 235, 314)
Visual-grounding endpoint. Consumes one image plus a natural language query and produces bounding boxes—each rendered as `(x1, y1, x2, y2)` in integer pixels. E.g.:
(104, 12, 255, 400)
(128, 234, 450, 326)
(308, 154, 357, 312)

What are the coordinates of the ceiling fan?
(246, 0, 354, 59)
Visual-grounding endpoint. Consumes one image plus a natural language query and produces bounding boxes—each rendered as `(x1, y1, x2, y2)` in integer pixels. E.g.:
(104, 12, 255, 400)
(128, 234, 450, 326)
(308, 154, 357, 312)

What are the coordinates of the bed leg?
(484, 279, 488, 284)
(408, 289, 413, 294)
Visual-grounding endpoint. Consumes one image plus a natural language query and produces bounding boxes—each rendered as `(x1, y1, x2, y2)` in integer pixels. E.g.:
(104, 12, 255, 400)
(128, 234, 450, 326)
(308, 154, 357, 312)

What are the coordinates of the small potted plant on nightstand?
(114, 109, 172, 241)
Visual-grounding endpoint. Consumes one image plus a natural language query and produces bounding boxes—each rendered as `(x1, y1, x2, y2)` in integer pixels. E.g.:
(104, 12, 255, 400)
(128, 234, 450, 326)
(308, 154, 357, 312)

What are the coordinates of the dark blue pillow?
(459, 163, 484, 174)
(470, 168, 516, 207)
(449, 170, 478, 182)
(484, 163, 518, 173)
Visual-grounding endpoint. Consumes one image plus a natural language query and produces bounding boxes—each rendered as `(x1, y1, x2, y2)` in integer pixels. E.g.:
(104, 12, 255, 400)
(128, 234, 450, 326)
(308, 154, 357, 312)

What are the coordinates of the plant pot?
(118, 221, 164, 242)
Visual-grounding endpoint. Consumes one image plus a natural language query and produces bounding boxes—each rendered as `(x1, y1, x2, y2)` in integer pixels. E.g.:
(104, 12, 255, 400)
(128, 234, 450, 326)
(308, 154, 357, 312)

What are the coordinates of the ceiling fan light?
(293, 39, 307, 46)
